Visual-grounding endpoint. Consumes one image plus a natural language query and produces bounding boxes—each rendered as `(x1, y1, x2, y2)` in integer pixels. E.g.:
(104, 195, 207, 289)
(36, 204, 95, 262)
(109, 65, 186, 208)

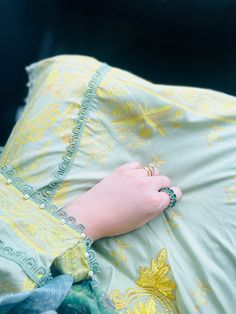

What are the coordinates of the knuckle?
(114, 165, 127, 176)
(130, 161, 142, 168)
(115, 161, 141, 174)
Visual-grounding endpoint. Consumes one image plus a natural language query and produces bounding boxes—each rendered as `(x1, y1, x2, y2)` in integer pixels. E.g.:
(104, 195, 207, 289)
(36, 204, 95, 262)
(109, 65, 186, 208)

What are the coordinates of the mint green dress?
(0, 55, 235, 313)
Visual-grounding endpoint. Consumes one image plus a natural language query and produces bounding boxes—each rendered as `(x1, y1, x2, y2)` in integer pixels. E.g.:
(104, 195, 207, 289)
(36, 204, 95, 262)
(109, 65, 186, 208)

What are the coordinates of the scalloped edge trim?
(0, 239, 52, 287)
(0, 63, 110, 208)
(41, 63, 111, 203)
(0, 62, 108, 281)
(0, 166, 100, 277)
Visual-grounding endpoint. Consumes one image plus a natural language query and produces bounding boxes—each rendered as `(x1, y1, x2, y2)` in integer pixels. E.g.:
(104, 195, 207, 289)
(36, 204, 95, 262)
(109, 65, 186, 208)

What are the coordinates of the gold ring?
(148, 163, 155, 175)
(143, 165, 153, 176)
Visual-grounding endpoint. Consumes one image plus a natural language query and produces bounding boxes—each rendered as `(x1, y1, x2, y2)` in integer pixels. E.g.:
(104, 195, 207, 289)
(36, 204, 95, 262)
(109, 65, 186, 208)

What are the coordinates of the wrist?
(65, 199, 101, 241)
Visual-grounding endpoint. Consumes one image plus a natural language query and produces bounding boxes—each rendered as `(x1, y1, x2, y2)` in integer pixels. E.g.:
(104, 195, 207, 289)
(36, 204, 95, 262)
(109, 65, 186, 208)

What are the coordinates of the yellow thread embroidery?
(109, 248, 177, 313)
(14, 139, 52, 184)
(207, 125, 225, 146)
(112, 125, 150, 150)
(99, 78, 185, 141)
(170, 109, 185, 129)
(22, 277, 36, 291)
(164, 210, 182, 234)
(110, 239, 131, 267)
(125, 297, 159, 314)
(55, 243, 89, 282)
(53, 103, 78, 144)
(151, 156, 166, 168)
(0, 176, 80, 256)
(80, 118, 116, 164)
(0, 104, 61, 168)
(224, 176, 236, 203)
(190, 279, 211, 312)
(53, 180, 71, 208)
(97, 82, 128, 100)
(111, 103, 172, 136)
(114, 78, 236, 123)
(111, 101, 135, 117)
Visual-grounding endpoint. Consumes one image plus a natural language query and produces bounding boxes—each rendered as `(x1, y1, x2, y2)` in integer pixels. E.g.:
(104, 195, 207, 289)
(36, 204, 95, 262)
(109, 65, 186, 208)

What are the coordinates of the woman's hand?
(65, 161, 182, 240)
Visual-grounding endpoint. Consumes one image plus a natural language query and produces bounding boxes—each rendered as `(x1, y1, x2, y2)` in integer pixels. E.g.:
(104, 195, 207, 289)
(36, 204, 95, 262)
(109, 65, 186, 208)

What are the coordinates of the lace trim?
(0, 165, 50, 207)
(0, 62, 109, 281)
(40, 63, 110, 203)
(84, 236, 100, 273)
(0, 165, 100, 275)
(0, 239, 52, 287)
(1, 63, 110, 208)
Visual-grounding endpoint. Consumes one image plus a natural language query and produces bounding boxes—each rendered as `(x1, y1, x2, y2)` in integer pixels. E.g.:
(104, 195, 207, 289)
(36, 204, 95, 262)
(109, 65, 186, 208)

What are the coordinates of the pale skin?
(65, 161, 183, 241)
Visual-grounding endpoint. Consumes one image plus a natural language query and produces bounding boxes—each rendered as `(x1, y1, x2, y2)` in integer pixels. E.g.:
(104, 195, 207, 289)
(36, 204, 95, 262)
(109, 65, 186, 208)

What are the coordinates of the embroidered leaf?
(136, 248, 176, 300)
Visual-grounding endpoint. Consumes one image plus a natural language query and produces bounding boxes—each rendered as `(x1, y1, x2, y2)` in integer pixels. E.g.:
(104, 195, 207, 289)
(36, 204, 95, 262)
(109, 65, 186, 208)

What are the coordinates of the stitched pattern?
(109, 248, 178, 313)
(43, 63, 110, 203)
(0, 63, 110, 286)
(0, 239, 52, 287)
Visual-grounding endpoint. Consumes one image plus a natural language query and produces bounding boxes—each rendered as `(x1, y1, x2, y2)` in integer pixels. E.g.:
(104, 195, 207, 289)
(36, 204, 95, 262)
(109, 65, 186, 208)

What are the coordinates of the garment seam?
(0, 64, 109, 284)
(45, 63, 111, 204)
(0, 239, 52, 287)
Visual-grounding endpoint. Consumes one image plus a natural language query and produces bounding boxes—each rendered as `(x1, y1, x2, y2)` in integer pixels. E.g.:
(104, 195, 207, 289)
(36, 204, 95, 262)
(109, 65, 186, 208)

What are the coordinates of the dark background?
(1, 0, 236, 146)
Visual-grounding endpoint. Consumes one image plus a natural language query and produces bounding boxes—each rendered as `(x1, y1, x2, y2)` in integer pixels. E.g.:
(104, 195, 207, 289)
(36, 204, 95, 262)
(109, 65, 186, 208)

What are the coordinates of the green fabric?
(59, 279, 116, 314)
(0, 55, 235, 313)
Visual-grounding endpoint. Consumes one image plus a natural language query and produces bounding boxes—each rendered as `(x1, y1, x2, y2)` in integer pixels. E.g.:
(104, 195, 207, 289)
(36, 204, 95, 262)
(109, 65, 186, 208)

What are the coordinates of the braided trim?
(0, 63, 109, 280)
(0, 63, 110, 207)
(0, 239, 52, 286)
(0, 166, 100, 276)
(43, 63, 110, 203)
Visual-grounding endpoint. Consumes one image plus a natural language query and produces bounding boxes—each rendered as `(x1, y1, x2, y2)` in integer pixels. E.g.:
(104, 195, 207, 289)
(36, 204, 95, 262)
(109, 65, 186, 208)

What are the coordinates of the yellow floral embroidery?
(125, 297, 159, 314)
(207, 125, 225, 146)
(22, 276, 36, 291)
(53, 103, 78, 144)
(110, 239, 131, 267)
(190, 279, 211, 312)
(97, 82, 128, 100)
(0, 103, 61, 172)
(0, 175, 81, 257)
(109, 248, 178, 313)
(224, 176, 236, 203)
(151, 155, 166, 168)
(112, 125, 150, 150)
(80, 117, 116, 164)
(136, 249, 176, 300)
(111, 102, 172, 136)
(115, 78, 236, 123)
(169, 109, 185, 129)
(53, 180, 71, 208)
(164, 210, 182, 234)
(111, 101, 135, 117)
(99, 77, 185, 145)
(14, 139, 52, 184)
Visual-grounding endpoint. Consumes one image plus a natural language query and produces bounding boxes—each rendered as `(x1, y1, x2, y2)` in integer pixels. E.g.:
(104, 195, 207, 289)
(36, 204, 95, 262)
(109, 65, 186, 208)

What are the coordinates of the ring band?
(159, 187, 177, 210)
(143, 163, 155, 176)
(148, 163, 155, 175)
(143, 166, 152, 176)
